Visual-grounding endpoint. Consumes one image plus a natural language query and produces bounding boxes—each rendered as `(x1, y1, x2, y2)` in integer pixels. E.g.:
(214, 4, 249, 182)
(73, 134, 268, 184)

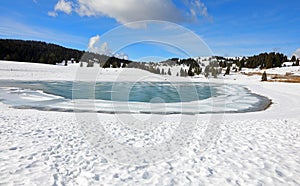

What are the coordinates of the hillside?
(0, 39, 84, 65)
(1, 39, 296, 80)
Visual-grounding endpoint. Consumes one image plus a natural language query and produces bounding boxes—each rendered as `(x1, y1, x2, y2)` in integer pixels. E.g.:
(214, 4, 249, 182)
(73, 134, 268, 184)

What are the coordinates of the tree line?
(245, 52, 288, 69)
(1, 39, 297, 78)
(0, 39, 84, 65)
(217, 52, 290, 70)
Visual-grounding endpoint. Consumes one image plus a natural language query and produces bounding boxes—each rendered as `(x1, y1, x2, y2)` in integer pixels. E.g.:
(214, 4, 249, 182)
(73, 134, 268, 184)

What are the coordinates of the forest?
(0, 39, 84, 65)
(0, 39, 296, 71)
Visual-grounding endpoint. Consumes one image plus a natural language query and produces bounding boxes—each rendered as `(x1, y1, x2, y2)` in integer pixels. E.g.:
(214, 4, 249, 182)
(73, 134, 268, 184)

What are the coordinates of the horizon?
(0, 38, 298, 63)
(0, 0, 299, 60)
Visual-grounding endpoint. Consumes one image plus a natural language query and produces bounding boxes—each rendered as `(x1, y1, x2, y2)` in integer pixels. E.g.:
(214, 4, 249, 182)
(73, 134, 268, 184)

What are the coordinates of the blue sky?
(0, 0, 299, 61)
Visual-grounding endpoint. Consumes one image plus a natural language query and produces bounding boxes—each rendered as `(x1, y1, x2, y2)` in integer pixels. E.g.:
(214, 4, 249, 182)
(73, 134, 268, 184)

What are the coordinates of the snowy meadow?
(0, 60, 300, 185)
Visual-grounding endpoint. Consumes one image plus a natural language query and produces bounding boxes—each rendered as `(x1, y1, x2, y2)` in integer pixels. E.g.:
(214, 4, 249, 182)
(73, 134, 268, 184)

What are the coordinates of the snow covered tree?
(180, 68, 184, 77)
(161, 68, 165, 75)
(211, 67, 217, 78)
(184, 69, 188, 77)
(204, 66, 210, 77)
(188, 66, 194, 76)
(156, 67, 160, 74)
(296, 58, 300, 66)
(194, 66, 201, 75)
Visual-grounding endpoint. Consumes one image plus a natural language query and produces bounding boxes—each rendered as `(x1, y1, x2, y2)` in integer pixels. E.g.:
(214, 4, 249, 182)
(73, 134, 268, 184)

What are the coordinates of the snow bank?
(0, 103, 299, 185)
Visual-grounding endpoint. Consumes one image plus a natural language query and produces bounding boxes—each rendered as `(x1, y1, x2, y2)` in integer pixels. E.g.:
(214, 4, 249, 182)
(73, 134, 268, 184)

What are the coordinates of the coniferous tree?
(194, 66, 201, 75)
(167, 68, 172, 75)
(0, 39, 83, 64)
(262, 71, 267, 81)
(211, 67, 217, 78)
(156, 67, 160, 74)
(180, 68, 184, 77)
(188, 66, 194, 76)
(218, 67, 222, 74)
(184, 69, 188, 77)
(245, 52, 287, 68)
(291, 55, 296, 62)
(224, 66, 230, 76)
(266, 58, 273, 69)
(204, 66, 210, 77)
(296, 58, 300, 66)
(112, 61, 118, 68)
(4, 54, 11, 60)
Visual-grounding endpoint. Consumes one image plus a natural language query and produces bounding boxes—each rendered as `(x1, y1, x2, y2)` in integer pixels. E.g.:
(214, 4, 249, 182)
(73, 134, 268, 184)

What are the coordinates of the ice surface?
(0, 82, 269, 114)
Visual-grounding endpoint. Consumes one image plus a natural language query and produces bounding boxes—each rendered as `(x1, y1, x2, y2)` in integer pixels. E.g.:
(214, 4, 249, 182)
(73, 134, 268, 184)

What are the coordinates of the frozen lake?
(0, 80, 270, 114)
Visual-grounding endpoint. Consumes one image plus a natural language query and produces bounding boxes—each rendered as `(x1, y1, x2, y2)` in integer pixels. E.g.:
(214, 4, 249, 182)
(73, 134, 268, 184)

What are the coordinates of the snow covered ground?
(0, 60, 300, 185)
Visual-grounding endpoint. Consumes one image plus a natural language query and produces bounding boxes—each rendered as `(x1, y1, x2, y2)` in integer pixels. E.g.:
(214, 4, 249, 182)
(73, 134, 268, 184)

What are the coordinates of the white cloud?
(49, 0, 212, 26)
(114, 52, 129, 60)
(48, 11, 57, 17)
(88, 35, 112, 56)
(88, 35, 100, 51)
(190, 0, 212, 21)
(293, 48, 300, 58)
(88, 35, 129, 58)
(75, 0, 183, 24)
(54, 0, 73, 15)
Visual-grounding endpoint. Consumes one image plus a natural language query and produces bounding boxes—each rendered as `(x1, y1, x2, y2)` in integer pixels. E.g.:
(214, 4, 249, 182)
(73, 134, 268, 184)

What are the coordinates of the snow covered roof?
(282, 62, 294, 67)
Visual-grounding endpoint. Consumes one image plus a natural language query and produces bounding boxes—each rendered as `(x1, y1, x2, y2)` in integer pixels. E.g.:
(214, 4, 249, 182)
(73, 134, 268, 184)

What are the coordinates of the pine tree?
(194, 66, 201, 75)
(156, 67, 160, 74)
(112, 61, 117, 68)
(184, 69, 188, 77)
(224, 66, 230, 76)
(4, 54, 11, 60)
(266, 59, 273, 69)
(188, 66, 194, 76)
(211, 67, 217, 78)
(261, 71, 267, 81)
(180, 68, 184, 77)
(161, 68, 165, 75)
(296, 58, 300, 66)
(167, 68, 172, 75)
(204, 66, 210, 77)
(291, 55, 296, 62)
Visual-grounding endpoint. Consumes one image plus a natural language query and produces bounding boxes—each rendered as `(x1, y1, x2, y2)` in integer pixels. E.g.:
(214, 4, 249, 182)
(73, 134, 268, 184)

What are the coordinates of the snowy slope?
(0, 60, 300, 185)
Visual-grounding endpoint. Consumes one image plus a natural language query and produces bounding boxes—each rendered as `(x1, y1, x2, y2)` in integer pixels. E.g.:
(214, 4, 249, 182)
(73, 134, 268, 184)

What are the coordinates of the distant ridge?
(0, 39, 292, 77)
(0, 39, 84, 65)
